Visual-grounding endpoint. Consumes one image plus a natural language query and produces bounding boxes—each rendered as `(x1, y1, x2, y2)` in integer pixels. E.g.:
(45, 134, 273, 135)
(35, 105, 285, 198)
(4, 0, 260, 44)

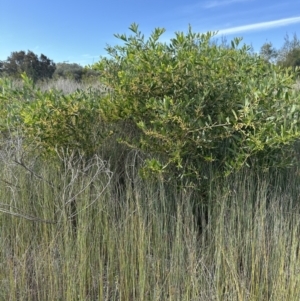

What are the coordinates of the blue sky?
(1, 0, 299, 66)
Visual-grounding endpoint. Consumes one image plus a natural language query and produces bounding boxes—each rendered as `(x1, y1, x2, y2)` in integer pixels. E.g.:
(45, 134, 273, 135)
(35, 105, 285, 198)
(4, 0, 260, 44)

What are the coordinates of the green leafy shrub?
(53, 62, 84, 81)
(0, 74, 38, 138)
(93, 24, 300, 180)
(0, 74, 111, 159)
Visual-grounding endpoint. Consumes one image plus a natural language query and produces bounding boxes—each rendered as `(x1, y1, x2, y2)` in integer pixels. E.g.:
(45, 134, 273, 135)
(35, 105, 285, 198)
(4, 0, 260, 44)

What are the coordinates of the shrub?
(53, 62, 84, 81)
(93, 24, 300, 180)
(0, 74, 111, 159)
(0, 75, 37, 139)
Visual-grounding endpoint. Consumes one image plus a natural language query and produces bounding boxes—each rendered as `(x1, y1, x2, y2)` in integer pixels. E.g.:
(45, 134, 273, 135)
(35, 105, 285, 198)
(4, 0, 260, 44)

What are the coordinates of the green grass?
(1, 143, 300, 301)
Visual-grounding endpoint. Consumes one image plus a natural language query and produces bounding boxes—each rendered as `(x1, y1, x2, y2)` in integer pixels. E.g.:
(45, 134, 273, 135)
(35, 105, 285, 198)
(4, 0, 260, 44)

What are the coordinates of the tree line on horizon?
(0, 51, 100, 83)
(0, 32, 299, 84)
(259, 33, 300, 69)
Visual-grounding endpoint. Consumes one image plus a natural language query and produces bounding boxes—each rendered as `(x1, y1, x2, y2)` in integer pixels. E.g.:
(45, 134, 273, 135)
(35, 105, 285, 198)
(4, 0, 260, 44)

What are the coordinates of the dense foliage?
(0, 74, 110, 158)
(53, 62, 101, 82)
(0, 50, 56, 82)
(53, 62, 84, 81)
(1, 25, 300, 182)
(93, 24, 300, 179)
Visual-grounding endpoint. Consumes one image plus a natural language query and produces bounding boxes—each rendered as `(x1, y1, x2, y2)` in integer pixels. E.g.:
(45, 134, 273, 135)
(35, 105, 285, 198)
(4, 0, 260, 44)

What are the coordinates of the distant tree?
(53, 62, 84, 81)
(38, 54, 56, 79)
(81, 68, 101, 83)
(279, 47, 300, 70)
(220, 36, 230, 48)
(259, 42, 278, 63)
(277, 33, 300, 69)
(0, 61, 4, 76)
(2, 50, 56, 82)
(211, 35, 231, 48)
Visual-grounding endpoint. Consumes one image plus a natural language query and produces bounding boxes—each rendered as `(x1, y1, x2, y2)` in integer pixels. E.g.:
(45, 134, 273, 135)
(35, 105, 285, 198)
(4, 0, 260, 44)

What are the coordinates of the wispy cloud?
(177, 0, 251, 16)
(204, 0, 251, 8)
(217, 16, 300, 35)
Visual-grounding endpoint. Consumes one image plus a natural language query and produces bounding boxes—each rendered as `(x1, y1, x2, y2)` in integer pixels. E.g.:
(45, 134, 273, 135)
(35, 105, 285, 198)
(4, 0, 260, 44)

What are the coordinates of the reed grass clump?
(1, 143, 300, 300)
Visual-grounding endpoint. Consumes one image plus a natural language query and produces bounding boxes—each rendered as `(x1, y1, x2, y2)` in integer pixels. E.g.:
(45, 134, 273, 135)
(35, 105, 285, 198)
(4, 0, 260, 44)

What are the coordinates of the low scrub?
(0, 74, 112, 159)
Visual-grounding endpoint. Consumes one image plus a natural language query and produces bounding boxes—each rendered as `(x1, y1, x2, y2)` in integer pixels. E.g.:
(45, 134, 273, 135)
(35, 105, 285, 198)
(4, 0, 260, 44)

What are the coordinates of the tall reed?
(1, 145, 300, 300)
